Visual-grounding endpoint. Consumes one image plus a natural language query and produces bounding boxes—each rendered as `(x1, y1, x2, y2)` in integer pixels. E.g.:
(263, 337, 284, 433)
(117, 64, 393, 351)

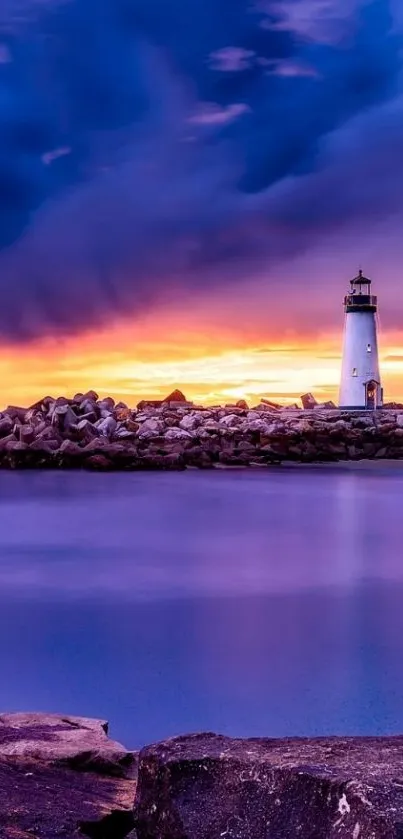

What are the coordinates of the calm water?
(1, 466, 403, 748)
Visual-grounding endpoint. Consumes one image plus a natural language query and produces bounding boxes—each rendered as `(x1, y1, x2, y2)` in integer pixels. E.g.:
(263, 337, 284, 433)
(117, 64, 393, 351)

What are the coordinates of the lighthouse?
(339, 270, 383, 409)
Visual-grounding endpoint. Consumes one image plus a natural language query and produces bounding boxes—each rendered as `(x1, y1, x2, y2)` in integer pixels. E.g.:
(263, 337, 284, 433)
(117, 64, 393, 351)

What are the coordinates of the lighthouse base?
(338, 405, 381, 411)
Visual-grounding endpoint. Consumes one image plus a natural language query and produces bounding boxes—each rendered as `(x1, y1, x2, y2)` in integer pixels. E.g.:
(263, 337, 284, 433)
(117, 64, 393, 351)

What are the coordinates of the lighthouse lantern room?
(339, 270, 383, 409)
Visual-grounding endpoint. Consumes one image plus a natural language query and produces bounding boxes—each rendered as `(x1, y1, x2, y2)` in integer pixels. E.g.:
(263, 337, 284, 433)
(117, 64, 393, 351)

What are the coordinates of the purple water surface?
(0, 466, 402, 748)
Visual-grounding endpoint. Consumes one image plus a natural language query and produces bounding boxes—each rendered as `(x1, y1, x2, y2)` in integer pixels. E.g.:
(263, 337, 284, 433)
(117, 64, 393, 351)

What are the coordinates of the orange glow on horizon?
(0, 308, 403, 409)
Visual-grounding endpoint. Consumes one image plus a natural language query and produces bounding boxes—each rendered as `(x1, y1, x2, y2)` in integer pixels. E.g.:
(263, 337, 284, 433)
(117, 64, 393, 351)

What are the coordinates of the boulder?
(135, 732, 403, 839)
(0, 712, 136, 839)
(29, 439, 58, 455)
(98, 397, 115, 412)
(235, 399, 249, 409)
(4, 440, 28, 453)
(27, 396, 55, 412)
(79, 399, 100, 417)
(0, 433, 18, 451)
(76, 418, 99, 442)
(0, 416, 13, 437)
(219, 414, 243, 428)
(54, 405, 78, 432)
(96, 416, 117, 437)
(138, 419, 165, 439)
(301, 392, 318, 410)
(162, 389, 188, 403)
(115, 427, 138, 439)
(260, 398, 282, 410)
(82, 390, 99, 402)
(59, 440, 83, 458)
(116, 405, 132, 421)
(179, 414, 203, 432)
(19, 424, 35, 445)
(36, 426, 63, 444)
(125, 419, 140, 433)
(82, 437, 110, 454)
(4, 405, 27, 423)
(164, 427, 192, 441)
(78, 408, 99, 424)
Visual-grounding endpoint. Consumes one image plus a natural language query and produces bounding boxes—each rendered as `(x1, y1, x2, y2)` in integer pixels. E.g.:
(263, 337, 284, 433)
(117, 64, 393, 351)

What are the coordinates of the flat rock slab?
(134, 733, 403, 839)
(0, 713, 137, 838)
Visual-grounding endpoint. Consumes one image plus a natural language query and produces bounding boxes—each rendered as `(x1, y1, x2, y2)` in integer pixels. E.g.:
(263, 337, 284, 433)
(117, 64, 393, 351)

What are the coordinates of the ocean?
(0, 466, 403, 748)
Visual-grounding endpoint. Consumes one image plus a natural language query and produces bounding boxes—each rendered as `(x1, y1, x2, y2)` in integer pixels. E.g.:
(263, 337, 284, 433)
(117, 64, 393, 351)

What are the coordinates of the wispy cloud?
(208, 47, 256, 72)
(188, 102, 251, 126)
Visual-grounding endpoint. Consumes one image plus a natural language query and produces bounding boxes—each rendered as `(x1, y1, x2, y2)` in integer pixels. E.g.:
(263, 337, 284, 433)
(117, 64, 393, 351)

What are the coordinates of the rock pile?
(0, 389, 403, 469)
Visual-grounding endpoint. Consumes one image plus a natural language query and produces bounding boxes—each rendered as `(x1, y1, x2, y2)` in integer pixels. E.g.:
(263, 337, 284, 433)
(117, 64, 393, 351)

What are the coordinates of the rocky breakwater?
(0, 712, 137, 838)
(1, 389, 403, 469)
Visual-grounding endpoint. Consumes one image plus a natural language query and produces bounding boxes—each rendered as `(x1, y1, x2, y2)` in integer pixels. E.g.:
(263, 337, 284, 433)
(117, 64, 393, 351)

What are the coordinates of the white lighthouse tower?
(339, 269, 383, 409)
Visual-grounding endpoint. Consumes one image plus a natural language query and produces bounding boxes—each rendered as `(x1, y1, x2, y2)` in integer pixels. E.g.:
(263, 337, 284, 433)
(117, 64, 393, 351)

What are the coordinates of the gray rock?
(76, 418, 99, 440)
(96, 416, 117, 437)
(0, 416, 13, 437)
(19, 425, 35, 445)
(78, 409, 99, 424)
(138, 419, 164, 438)
(29, 439, 59, 455)
(59, 440, 83, 457)
(179, 414, 203, 432)
(301, 392, 318, 409)
(134, 732, 403, 839)
(51, 405, 78, 432)
(4, 405, 27, 423)
(0, 712, 137, 839)
(98, 397, 115, 412)
(0, 712, 136, 777)
(115, 427, 137, 439)
(78, 399, 100, 417)
(36, 426, 63, 444)
(0, 433, 18, 451)
(219, 414, 243, 428)
(4, 440, 28, 453)
(165, 427, 192, 441)
(81, 390, 99, 402)
(82, 437, 110, 453)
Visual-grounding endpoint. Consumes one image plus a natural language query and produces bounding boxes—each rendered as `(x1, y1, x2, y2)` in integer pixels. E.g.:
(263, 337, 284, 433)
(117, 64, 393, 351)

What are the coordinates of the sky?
(0, 0, 403, 406)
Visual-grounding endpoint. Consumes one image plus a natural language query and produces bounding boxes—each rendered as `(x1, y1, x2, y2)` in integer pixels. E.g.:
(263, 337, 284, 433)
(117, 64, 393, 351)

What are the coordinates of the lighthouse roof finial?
(351, 267, 371, 286)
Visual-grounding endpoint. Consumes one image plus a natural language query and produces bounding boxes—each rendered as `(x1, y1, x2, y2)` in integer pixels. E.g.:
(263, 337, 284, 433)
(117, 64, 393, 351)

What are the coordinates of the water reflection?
(0, 468, 402, 746)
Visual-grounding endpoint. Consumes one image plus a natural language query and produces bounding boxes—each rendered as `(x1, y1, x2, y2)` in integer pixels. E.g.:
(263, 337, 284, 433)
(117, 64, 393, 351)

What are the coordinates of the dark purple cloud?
(0, 0, 401, 339)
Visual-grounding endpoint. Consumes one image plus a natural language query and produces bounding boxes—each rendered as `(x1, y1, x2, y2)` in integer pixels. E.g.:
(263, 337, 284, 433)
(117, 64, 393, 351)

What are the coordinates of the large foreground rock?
(0, 713, 137, 838)
(134, 733, 403, 838)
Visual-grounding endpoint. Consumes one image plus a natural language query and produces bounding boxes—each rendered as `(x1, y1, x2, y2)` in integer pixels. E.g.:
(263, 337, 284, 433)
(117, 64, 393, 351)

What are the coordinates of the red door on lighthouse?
(365, 380, 378, 409)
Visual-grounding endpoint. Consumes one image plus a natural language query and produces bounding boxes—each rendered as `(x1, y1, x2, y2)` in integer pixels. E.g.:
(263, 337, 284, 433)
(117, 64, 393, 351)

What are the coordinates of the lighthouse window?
(352, 368, 358, 377)
(367, 343, 372, 353)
